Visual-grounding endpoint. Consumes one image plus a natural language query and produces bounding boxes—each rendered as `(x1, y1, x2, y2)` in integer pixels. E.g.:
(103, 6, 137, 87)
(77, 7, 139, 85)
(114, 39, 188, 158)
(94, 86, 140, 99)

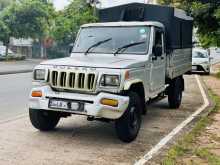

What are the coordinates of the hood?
(192, 57, 209, 65)
(40, 53, 146, 69)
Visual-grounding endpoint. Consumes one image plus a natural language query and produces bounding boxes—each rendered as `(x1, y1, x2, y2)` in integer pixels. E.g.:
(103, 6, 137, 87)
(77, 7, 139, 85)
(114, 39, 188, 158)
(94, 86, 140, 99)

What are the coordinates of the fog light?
(31, 91, 43, 97)
(100, 98, 118, 107)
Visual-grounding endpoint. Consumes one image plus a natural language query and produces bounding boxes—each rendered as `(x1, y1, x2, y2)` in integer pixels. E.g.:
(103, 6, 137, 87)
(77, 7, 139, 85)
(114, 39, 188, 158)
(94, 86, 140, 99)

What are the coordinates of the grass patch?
(161, 89, 220, 165)
(195, 148, 220, 165)
(214, 71, 220, 79)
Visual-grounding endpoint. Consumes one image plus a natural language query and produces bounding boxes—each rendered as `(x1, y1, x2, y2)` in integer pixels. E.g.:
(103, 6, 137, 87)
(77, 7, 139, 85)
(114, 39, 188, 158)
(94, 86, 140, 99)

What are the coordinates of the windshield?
(73, 26, 151, 55)
(193, 51, 208, 58)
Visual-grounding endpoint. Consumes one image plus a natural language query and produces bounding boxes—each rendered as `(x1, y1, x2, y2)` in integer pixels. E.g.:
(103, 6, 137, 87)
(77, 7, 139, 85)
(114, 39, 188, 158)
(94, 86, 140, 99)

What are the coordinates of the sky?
(53, 0, 70, 11)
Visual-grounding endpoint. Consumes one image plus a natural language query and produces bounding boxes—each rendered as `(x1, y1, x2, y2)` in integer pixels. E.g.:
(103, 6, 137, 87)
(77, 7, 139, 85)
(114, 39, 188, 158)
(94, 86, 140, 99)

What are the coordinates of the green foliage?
(158, 0, 220, 48)
(12, 0, 55, 39)
(0, 20, 10, 45)
(1, 0, 55, 39)
(215, 70, 220, 79)
(0, 0, 13, 11)
(0, 0, 55, 56)
(52, 0, 97, 45)
(195, 148, 220, 165)
(0, 0, 96, 58)
(162, 89, 220, 165)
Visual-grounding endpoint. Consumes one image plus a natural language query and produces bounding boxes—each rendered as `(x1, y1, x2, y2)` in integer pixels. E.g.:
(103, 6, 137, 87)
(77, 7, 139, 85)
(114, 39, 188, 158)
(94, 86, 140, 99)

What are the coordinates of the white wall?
(97, 0, 157, 9)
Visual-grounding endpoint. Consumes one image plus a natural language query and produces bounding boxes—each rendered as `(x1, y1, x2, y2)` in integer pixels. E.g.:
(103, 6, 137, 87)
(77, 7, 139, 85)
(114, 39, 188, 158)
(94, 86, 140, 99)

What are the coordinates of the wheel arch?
(123, 79, 145, 100)
(123, 79, 146, 114)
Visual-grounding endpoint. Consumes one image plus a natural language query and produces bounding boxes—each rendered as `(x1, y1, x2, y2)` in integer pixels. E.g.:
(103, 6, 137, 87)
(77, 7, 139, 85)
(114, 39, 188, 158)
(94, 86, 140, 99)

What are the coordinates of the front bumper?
(192, 63, 210, 72)
(29, 86, 129, 120)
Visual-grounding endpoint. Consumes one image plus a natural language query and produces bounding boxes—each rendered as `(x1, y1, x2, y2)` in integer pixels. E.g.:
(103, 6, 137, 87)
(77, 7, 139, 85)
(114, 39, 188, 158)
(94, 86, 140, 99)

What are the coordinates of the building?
(10, 38, 33, 58)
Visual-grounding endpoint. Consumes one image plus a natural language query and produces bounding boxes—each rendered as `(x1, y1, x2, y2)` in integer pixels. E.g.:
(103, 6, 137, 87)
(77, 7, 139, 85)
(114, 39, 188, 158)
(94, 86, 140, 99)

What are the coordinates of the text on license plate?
(49, 99, 82, 111)
(192, 66, 197, 70)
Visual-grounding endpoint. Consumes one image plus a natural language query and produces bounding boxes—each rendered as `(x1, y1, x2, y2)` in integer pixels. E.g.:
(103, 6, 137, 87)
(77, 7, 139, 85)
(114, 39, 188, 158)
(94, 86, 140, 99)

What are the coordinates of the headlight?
(34, 69, 46, 81)
(100, 74, 120, 87)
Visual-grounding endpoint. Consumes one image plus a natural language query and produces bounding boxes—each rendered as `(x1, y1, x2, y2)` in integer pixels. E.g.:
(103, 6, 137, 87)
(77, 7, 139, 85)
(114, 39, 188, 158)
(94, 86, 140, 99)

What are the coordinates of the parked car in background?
(192, 48, 211, 74)
(0, 45, 26, 61)
(215, 47, 220, 53)
(0, 46, 14, 56)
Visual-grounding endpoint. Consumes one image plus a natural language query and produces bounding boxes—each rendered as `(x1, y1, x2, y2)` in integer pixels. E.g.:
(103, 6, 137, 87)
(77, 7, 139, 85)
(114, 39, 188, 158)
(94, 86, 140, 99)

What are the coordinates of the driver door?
(150, 28, 166, 93)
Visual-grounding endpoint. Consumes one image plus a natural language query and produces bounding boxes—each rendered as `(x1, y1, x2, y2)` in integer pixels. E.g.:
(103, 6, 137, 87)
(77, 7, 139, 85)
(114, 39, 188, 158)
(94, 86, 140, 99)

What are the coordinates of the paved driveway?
(0, 75, 204, 165)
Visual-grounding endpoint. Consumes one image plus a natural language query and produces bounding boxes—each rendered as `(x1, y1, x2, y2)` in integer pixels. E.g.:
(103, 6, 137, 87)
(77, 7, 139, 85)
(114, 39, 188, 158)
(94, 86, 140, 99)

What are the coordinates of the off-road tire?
(168, 77, 183, 109)
(115, 92, 142, 143)
(29, 109, 60, 131)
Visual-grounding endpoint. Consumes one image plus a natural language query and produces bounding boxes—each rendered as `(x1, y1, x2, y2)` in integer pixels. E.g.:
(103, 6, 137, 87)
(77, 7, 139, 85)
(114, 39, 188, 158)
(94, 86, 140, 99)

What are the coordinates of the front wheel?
(29, 109, 60, 131)
(115, 92, 142, 143)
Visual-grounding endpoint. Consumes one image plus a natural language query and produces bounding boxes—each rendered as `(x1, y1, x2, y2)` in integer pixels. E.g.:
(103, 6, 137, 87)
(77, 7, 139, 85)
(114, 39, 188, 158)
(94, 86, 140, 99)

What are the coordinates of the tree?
(0, 0, 55, 57)
(158, 0, 220, 48)
(52, 0, 97, 45)
(0, 0, 14, 57)
(0, 3, 18, 57)
(0, 20, 10, 56)
(14, 0, 55, 58)
(0, 0, 13, 11)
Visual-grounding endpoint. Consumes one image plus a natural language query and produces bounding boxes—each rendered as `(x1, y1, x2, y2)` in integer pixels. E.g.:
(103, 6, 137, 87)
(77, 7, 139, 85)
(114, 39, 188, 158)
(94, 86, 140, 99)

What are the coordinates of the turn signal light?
(100, 98, 118, 107)
(31, 91, 43, 97)
(125, 71, 130, 80)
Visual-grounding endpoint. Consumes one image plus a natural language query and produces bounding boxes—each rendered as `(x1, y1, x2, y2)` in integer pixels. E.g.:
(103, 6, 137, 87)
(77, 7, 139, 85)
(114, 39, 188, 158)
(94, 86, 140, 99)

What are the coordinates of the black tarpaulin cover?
(98, 3, 193, 50)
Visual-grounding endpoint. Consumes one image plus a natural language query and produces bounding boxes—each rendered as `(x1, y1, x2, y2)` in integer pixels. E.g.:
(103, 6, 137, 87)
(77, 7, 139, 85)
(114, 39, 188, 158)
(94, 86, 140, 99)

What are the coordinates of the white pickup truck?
(29, 3, 193, 142)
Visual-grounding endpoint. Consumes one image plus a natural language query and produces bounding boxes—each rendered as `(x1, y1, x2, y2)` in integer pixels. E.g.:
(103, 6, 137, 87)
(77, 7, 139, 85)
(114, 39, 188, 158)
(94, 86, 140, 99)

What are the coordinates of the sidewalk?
(189, 76, 220, 164)
(160, 73, 220, 164)
(0, 59, 43, 75)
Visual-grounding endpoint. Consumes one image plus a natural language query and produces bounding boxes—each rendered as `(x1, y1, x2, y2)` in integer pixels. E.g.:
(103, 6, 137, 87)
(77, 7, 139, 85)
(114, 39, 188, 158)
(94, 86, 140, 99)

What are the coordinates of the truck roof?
(81, 21, 165, 29)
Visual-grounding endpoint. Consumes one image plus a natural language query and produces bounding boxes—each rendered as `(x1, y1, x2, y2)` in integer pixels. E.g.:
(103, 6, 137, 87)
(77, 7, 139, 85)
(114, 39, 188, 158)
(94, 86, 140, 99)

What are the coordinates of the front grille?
(49, 70, 98, 92)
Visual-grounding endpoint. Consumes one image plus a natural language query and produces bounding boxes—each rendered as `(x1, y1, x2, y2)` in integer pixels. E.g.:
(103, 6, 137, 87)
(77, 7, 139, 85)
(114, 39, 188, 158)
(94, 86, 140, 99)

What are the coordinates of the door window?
(154, 29, 164, 57)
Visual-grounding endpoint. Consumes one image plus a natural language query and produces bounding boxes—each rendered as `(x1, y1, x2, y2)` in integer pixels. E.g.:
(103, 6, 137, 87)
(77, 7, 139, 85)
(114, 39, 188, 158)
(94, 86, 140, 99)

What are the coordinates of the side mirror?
(153, 46, 162, 57)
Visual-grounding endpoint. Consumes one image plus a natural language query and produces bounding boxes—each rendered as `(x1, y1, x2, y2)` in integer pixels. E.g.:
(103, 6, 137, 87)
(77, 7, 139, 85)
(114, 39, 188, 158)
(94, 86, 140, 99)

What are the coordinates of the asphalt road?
(0, 75, 204, 165)
(0, 73, 32, 120)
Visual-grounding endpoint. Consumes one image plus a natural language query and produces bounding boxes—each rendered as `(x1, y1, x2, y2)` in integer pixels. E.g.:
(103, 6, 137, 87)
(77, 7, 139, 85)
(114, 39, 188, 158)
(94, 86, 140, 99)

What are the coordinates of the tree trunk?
(40, 41, 44, 59)
(5, 44, 9, 60)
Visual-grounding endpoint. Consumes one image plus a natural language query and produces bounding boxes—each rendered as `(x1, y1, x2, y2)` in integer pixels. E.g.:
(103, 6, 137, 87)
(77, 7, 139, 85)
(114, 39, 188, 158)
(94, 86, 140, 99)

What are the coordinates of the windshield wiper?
(84, 38, 112, 55)
(114, 41, 146, 56)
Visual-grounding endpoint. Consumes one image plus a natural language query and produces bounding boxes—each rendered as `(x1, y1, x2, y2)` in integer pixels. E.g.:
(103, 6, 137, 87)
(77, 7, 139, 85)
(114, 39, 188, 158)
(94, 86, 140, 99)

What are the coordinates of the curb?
(0, 69, 33, 75)
(135, 75, 210, 165)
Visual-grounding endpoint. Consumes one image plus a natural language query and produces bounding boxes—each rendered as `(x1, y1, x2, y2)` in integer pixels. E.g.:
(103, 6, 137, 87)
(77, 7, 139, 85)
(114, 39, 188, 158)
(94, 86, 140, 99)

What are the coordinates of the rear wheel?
(115, 92, 142, 143)
(29, 109, 60, 131)
(205, 68, 210, 75)
(168, 77, 183, 109)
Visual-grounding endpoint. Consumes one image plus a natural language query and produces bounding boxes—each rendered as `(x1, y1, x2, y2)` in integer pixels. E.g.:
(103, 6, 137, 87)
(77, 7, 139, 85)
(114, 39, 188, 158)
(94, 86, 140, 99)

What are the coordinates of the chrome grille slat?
(49, 70, 97, 92)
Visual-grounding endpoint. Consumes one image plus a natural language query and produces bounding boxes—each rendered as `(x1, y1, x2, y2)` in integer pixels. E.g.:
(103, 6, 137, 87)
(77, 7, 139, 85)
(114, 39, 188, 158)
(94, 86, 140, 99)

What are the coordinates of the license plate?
(49, 99, 82, 111)
(192, 66, 197, 70)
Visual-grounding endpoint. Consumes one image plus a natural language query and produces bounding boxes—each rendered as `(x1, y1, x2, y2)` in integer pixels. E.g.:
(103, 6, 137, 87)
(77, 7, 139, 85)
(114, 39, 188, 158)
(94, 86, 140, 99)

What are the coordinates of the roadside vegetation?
(161, 88, 220, 165)
(0, 55, 25, 61)
(0, 0, 218, 60)
(0, 0, 96, 59)
(214, 70, 220, 79)
(159, 0, 220, 48)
